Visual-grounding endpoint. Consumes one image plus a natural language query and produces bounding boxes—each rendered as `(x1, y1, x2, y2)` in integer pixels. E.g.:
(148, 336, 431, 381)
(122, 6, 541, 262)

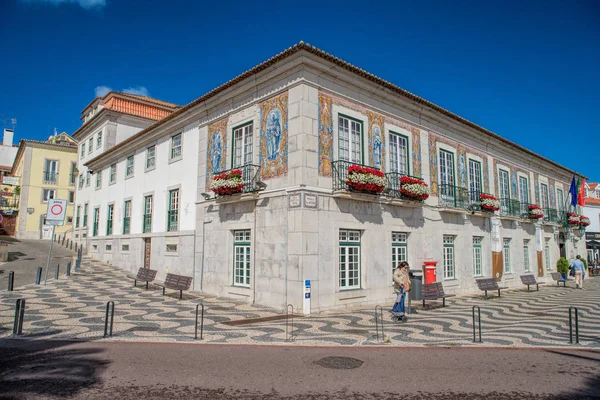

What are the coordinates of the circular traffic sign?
(51, 203, 63, 216)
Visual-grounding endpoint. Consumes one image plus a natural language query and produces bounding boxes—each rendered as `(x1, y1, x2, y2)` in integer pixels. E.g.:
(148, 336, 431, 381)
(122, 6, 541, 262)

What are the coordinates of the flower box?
(400, 176, 429, 200)
(210, 169, 244, 196)
(345, 164, 386, 194)
(479, 194, 500, 212)
(579, 215, 590, 227)
(567, 212, 580, 225)
(528, 204, 544, 219)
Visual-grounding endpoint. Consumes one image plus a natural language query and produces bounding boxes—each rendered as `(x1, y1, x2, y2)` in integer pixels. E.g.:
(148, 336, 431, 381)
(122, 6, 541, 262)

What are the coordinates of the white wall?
(583, 205, 600, 233)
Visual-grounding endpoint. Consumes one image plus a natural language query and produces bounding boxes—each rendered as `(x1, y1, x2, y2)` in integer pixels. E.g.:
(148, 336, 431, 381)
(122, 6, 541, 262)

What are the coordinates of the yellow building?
(11, 133, 78, 239)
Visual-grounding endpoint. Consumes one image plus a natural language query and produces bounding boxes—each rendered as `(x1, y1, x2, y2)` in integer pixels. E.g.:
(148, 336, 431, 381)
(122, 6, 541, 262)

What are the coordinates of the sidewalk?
(1, 259, 599, 347)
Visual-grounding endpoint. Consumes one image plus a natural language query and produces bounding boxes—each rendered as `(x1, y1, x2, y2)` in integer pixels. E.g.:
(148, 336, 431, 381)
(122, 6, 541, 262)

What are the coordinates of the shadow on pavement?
(0, 339, 109, 398)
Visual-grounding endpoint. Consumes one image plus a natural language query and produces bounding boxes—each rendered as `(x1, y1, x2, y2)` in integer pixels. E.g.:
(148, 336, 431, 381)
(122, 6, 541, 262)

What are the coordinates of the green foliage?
(582, 258, 588, 271)
(14, 186, 20, 196)
(556, 257, 569, 274)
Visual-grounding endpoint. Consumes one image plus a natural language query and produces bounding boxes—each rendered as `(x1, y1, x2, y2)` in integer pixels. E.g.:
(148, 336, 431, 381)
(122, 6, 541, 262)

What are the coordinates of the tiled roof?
(81, 91, 179, 115)
(589, 182, 598, 190)
(84, 41, 587, 178)
(103, 96, 175, 121)
(585, 197, 600, 205)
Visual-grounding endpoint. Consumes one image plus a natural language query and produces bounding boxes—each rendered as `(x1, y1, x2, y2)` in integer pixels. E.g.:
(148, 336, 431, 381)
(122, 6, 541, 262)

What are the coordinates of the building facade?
(0, 128, 20, 235)
(79, 43, 587, 313)
(11, 133, 78, 239)
(582, 182, 600, 261)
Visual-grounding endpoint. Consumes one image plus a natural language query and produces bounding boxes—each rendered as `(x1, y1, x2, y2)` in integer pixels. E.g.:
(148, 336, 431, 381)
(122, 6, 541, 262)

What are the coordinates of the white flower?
(346, 173, 386, 187)
(402, 183, 429, 196)
(210, 176, 243, 190)
(480, 198, 500, 209)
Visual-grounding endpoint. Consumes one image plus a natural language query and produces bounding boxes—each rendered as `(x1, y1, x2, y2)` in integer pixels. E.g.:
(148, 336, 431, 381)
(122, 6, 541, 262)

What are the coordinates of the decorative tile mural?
(411, 128, 422, 178)
(534, 172, 540, 204)
(548, 178, 556, 208)
(492, 159, 529, 200)
(318, 94, 334, 177)
(367, 111, 385, 170)
(457, 145, 468, 188)
(429, 135, 438, 195)
(206, 118, 228, 189)
(259, 92, 288, 180)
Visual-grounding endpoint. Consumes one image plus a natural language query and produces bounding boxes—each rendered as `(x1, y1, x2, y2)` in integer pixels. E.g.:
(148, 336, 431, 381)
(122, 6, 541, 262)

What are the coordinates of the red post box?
(423, 261, 437, 284)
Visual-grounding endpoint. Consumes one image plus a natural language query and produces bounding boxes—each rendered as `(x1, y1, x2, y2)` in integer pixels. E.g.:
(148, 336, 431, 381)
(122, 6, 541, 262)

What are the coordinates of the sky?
(0, 0, 598, 179)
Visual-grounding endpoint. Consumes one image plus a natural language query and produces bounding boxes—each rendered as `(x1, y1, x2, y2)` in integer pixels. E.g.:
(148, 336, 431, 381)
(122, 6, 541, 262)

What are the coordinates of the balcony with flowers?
(438, 185, 501, 215)
(385, 173, 429, 204)
(207, 164, 266, 203)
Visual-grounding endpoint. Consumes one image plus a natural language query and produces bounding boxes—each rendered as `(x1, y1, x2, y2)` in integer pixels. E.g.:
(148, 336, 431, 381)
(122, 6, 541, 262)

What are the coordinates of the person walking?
(570, 255, 585, 289)
(392, 261, 411, 321)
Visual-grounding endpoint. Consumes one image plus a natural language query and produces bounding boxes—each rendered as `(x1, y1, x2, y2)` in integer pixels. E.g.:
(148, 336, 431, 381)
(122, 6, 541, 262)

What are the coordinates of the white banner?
(2, 176, 19, 185)
(535, 223, 544, 252)
(491, 217, 502, 253)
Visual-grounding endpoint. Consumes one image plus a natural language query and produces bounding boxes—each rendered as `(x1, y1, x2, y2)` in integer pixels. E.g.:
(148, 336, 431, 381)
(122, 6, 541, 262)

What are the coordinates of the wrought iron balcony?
(332, 160, 384, 195)
(211, 164, 263, 196)
(385, 172, 427, 201)
(439, 184, 472, 210)
(43, 171, 58, 184)
(499, 198, 521, 217)
(543, 208, 561, 223)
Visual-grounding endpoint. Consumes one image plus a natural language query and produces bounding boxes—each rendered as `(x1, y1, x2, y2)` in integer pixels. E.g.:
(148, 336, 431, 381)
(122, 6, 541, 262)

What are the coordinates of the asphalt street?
(1, 340, 598, 399)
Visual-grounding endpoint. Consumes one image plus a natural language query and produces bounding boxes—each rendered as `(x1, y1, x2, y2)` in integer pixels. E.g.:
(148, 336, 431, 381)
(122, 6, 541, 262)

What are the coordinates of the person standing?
(570, 255, 585, 289)
(392, 261, 411, 321)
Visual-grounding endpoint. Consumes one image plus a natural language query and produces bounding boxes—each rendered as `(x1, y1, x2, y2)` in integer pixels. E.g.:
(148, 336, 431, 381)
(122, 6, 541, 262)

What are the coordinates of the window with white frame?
(499, 169, 510, 214)
(545, 238, 551, 270)
(503, 238, 511, 273)
(523, 240, 530, 272)
(170, 133, 182, 160)
(167, 189, 179, 232)
(439, 150, 455, 200)
(88, 137, 93, 154)
(519, 176, 529, 204)
(233, 124, 253, 167)
(126, 155, 134, 177)
(468, 159, 482, 203)
(146, 146, 156, 169)
(96, 131, 102, 149)
(85, 171, 90, 186)
(557, 188, 565, 213)
(95, 171, 101, 188)
(540, 183, 549, 210)
(389, 132, 408, 175)
(68, 191, 74, 203)
(233, 230, 251, 287)
(80, 144, 85, 158)
(42, 189, 55, 203)
(339, 229, 361, 290)
(473, 236, 483, 276)
(443, 235, 455, 279)
(338, 116, 362, 164)
(391, 232, 408, 272)
(78, 175, 84, 189)
(76, 205, 80, 228)
(109, 164, 116, 184)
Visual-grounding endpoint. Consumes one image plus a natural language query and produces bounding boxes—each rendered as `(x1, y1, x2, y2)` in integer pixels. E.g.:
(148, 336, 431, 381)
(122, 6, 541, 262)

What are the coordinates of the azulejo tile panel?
(411, 128, 422, 179)
(206, 118, 229, 189)
(318, 94, 334, 177)
(367, 111, 385, 170)
(259, 92, 288, 180)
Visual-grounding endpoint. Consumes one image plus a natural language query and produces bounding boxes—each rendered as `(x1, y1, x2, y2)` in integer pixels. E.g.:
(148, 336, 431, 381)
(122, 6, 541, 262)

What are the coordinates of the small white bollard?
(303, 279, 311, 315)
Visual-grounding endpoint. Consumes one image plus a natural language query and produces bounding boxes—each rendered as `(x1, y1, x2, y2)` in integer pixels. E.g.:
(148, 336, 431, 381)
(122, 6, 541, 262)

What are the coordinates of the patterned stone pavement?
(1, 259, 599, 347)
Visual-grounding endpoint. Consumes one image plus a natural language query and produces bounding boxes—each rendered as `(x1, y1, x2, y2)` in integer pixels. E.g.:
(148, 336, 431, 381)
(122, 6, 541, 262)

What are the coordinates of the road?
(0, 340, 598, 399)
(0, 237, 75, 289)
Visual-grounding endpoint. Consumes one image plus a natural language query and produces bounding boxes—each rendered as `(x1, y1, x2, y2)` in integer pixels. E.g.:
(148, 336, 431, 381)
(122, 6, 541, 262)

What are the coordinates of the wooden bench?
(422, 282, 455, 308)
(156, 273, 193, 300)
(550, 272, 567, 287)
(130, 267, 158, 289)
(520, 274, 542, 291)
(475, 278, 508, 299)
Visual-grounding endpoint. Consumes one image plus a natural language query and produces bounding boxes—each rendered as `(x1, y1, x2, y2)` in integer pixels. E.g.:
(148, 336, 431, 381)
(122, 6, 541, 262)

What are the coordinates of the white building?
(77, 42, 587, 313)
(582, 182, 600, 261)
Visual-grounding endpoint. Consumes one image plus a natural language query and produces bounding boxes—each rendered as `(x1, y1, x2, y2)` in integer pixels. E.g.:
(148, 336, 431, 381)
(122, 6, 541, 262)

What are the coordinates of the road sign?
(46, 199, 67, 226)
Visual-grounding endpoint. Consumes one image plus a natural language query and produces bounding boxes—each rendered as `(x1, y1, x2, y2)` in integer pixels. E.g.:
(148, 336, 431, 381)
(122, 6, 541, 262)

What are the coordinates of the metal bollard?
(195, 303, 205, 340)
(54, 264, 60, 280)
(13, 299, 26, 336)
(569, 307, 579, 344)
(374, 305, 384, 342)
(7, 271, 14, 291)
(472, 305, 482, 343)
(62, 236, 65, 246)
(104, 301, 115, 337)
(35, 267, 42, 285)
(66, 239, 69, 248)
(66, 261, 71, 277)
(75, 242, 78, 252)
(70, 241, 73, 250)
(286, 304, 295, 342)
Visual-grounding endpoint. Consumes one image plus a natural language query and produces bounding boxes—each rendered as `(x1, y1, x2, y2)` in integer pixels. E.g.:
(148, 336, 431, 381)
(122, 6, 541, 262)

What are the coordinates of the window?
(170, 133, 182, 161)
(93, 207, 99, 236)
(43, 160, 58, 184)
(106, 204, 113, 235)
(109, 164, 116, 184)
(232, 124, 253, 167)
(96, 131, 102, 149)
(42, 189, 56, 202)
(143, 195, 153, 233)
(389, 133, 408, 175)
(67, 216, 73, 225)
(83, 204, 88, 227)
(80, 144, 85, 158)
(79, 175, 84, 190)
(69, 162, 76, 186)
(68, 191, 75, 203)
(339, 229, 361, 289)
(439, 150, 455, 200)
(123, 200, 131, 234)
(88, 137, 93, 154)
(523, 240, 530, 272)
(76, 205, 80, 228)
(468, 159, 482, 203)
(473, 237, 483, 276)
(105, 244, 112, 251)
(126, 155, 134, 177)
(391, 232, 408, 272)
(540, 183, 549, 210)
(503, 238, 511, 273)
(95, 171, 101, 189)
(519, 176, 529, 204)
(166, 244, 178, 253)
(146, 146, 156, 169)
(545, 239, 551, 270)
(167, 189, 179, 231)
(338, 116, 362, 163)
(499, 169, 510, 213)
(86, 171, 90, 187)
(233, 230, 251, 287)
(557, 189, 565, 213)
(443, 235, 455, 279)
(122, 244, 130, 251)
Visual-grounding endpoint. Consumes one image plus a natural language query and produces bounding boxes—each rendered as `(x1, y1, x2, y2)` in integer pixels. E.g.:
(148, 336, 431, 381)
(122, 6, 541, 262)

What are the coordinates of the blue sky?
(0, 0, 598, 179)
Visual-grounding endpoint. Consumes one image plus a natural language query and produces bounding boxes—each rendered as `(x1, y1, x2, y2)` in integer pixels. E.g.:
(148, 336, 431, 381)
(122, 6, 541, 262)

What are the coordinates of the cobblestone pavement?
(0, 259, 599, 347)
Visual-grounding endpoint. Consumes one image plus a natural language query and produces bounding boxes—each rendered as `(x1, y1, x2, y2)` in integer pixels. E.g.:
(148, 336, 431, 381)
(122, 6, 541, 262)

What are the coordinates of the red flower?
(528, 204, 542, 210)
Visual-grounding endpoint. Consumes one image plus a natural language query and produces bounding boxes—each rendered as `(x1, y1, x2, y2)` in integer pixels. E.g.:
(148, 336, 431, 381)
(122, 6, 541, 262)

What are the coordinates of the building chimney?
(3, 129, 13, 147)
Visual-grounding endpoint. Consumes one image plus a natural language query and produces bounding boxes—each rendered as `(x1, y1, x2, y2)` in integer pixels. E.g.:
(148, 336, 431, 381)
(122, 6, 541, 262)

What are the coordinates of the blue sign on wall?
(305, 280, 311, 288)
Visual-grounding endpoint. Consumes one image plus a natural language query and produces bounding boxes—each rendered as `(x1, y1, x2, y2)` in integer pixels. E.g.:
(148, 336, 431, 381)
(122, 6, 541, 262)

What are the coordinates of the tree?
(556, 257, 569, 275)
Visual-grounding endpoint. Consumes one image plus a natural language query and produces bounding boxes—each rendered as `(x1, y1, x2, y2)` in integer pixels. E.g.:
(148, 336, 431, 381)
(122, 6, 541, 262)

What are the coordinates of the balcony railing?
(332, 160, 384, 195)
(123, 217, 131, 234)
(212, 164, 262, 196)
(43, 171, 58, 184)
(385, 172, 427, 201)
(544, 208, 562, 224)
(439, 184, 472, 209)
(0, 197, 19, 211)
(167, 210, 178, 232)
(499, 198, 522, 218)
(143, 214, 152, 233)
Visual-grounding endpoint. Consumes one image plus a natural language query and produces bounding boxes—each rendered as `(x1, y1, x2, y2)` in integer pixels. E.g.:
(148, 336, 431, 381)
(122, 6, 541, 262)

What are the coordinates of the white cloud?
(21, 0, 107, 10)
(122, 86, 149, 97)
(94, 86, 111, 98)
